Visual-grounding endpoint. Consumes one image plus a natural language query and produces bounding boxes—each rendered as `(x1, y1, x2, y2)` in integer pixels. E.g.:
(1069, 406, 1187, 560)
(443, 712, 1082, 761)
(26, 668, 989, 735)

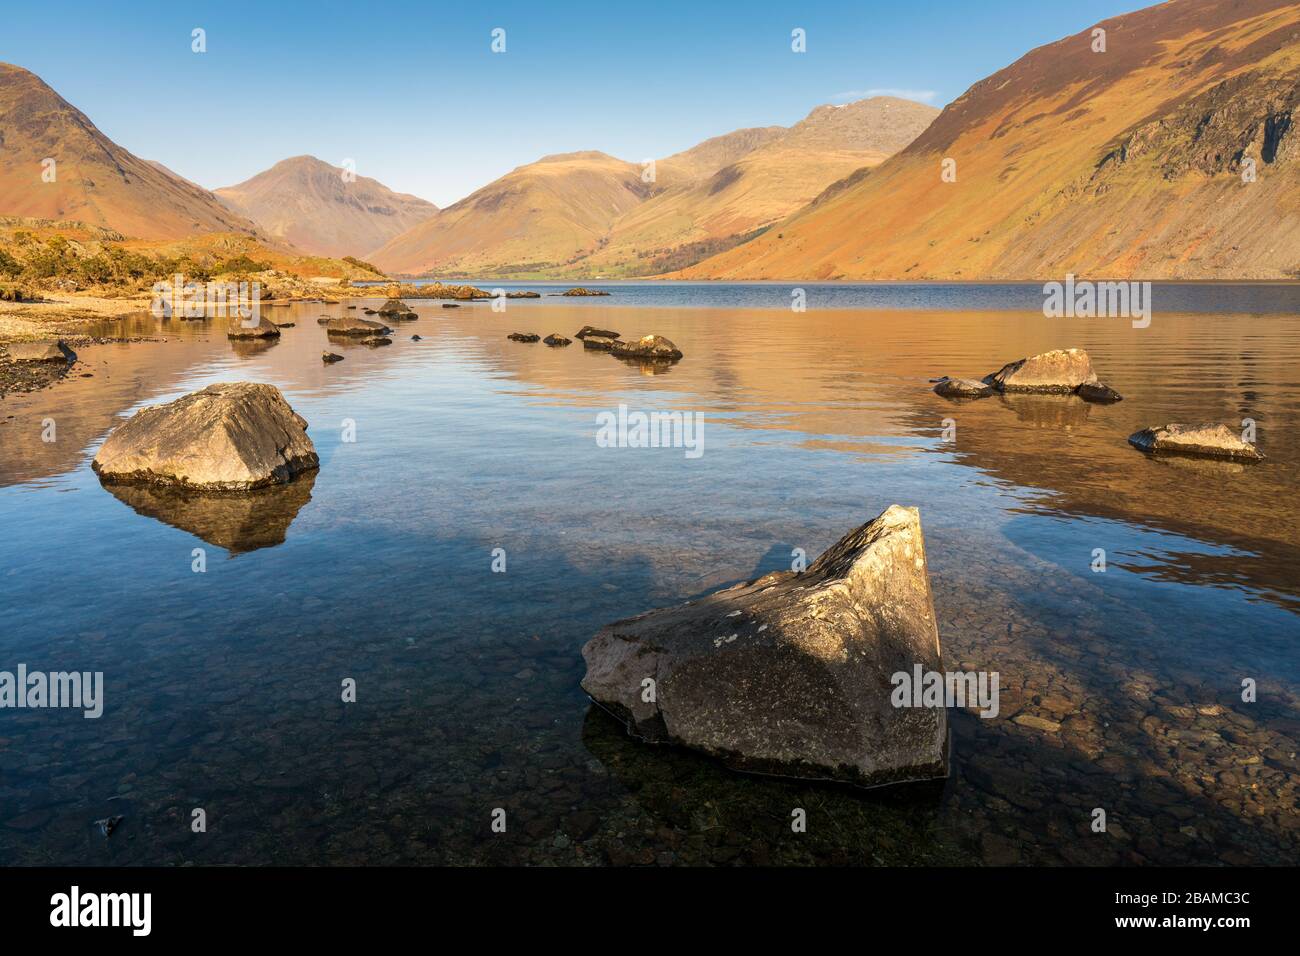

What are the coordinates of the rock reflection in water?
(100, 471, 316, 554)
(997, 392, 1092, 428)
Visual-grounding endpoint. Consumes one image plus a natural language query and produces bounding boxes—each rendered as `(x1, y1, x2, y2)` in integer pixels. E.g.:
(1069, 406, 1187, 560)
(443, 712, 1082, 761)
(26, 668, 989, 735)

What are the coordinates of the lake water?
(1, 283, 1298, 865)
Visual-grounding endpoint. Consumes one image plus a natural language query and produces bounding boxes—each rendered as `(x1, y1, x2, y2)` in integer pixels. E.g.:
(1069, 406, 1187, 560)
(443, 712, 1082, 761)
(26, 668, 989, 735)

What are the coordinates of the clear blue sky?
(2, 0, 1146, 207)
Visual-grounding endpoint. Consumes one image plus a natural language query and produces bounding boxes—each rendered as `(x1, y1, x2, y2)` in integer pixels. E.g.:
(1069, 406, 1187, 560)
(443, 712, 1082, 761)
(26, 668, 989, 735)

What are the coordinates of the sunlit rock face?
(582, 505, 948, 789)
(1129, 423, 1265, 462)
(92, 382, 318, 491)
(984, 348, 1099, 393)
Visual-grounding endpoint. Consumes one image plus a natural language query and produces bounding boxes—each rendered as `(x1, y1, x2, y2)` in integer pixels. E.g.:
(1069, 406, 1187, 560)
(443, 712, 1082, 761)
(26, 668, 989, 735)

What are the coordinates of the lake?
(1, 282, 1297, 865)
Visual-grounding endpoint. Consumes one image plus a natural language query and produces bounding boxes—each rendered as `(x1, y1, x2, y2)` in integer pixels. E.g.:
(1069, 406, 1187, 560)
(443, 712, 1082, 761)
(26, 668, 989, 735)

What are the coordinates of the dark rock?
(562, 287, 610, 296)
(94, 815, 124, 838)
(507, 332, 540, 343)
(1077, 382, 1124, 403)
(582, 336, 618, 351)
(575, 326, 620, 340)
(506, 291, 541, 298)
(934, 377, 994, 399)
(442, 303, 460, 309)
(610, 335, 682, 361)
(326, 316, 392, 337)
(226, 317, 281, 339)
(322, 352, 344, 363)
(581, 505, 948, 788)
(543, 334, 571, 347)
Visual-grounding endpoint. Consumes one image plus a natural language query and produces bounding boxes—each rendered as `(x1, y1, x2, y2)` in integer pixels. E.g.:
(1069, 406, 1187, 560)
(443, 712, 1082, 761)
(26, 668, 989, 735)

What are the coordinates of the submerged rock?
(610, 334, 682, 361)
(543, 334, 571, 347)
(507, 332, 540, 342)
(506, 291, 541, 299)
(442, 303, 460, 309)
(322, 351, 344, 363)
(984, 348, 1098, 393)
(326, 316, 392, 337)
(581, 336, 618, 351)
(562, 287, 610, 296)
(1128, 423, 1264, 462)
(92, 382, 319, 490)
(574, 326, 619, 340)
(581, 505, 948, 788)
(226, 317, 281, 339)
(933, 377, 994, 399)
(4, 340, 74, 363)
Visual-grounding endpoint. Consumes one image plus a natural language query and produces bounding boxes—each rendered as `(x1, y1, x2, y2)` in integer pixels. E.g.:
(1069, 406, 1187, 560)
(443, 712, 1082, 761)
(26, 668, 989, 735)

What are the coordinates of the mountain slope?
(580, 97, 939, 275)
(679, 0, 1300, 280)
(370, 151, 652, 275)
(215, 156, 437, 259)
(371, 98, 937, 277)
(0, 62, 261, 241)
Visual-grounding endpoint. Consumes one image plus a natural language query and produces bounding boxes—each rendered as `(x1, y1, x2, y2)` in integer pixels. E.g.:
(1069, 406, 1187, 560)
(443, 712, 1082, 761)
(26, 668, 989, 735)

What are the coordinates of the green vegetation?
(342, 255, 384, 275)
(0, 234, 273, 290)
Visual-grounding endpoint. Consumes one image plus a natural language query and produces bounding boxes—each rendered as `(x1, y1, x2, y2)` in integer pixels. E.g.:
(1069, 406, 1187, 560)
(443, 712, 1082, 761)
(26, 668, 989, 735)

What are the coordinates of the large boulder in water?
(610, 334, 682, 361)
(226, 317, 281, 339)
(92, 382, 319, 490)
(1128, 423, 1264, 462)
(326, 315, 392, 337)
(984, 348, 1098, 393)
(581, 505, 948, 788)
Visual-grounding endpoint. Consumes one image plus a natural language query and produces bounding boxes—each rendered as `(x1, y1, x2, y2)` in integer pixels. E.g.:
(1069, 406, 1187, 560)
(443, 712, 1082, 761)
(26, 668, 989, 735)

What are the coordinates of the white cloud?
(832, 88, 939, 105)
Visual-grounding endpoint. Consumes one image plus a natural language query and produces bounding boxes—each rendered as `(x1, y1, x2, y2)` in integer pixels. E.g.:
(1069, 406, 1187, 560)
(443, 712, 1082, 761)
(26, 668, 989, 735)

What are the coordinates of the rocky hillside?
(0, 63, 262, 241)
(215, 156, 437, 259)
(678, 0, 1300, 280)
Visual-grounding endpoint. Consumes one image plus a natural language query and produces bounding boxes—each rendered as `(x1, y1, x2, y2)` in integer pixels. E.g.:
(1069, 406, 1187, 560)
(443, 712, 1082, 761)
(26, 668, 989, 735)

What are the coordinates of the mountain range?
(678, 0, 1300, 280)
(1, 0, 1296, 280)
(369, 96, 939, 276)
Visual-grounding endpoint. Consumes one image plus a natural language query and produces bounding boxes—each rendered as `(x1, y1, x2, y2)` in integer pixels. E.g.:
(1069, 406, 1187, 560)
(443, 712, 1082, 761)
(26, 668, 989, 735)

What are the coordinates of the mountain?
(215, 156, 437, 259)
(0, 62, 261, 240)
(370, 151, 652, 276)
(371, 98, 938, 277)
(679, 0, 1300, 280)
(582, 97, 939, 275)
